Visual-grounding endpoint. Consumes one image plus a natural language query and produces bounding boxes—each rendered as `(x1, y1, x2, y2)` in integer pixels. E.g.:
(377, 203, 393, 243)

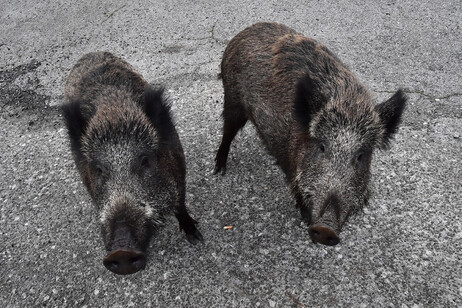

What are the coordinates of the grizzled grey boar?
(62, 52, 202, 275)
(214, 22, 406, 246)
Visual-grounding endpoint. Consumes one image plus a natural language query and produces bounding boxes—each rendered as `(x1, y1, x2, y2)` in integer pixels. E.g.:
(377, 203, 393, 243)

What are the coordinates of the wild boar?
(63, 52, 202, 274)
(214, 22, 406, 246)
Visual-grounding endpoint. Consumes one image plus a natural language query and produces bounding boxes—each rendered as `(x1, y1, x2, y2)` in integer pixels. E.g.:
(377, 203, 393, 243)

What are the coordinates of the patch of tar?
(0, 60, 58, 129)
(0, 60, 52, 115)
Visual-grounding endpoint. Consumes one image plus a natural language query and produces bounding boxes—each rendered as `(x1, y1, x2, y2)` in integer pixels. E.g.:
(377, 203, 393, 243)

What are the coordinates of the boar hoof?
(213, 156, 227, 176)
(213, 165, 226, 176)
(185, 228, 204, 245)
(176, 213, 204, 244)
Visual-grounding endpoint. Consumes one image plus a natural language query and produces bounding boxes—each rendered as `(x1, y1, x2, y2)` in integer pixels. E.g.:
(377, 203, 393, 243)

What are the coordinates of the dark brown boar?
(62, 52, 202, 275)
(214, 22, 406, 246)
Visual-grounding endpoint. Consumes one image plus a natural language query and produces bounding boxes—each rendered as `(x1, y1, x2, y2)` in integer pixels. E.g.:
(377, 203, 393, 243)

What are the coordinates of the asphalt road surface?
(1, 0, 461, 307)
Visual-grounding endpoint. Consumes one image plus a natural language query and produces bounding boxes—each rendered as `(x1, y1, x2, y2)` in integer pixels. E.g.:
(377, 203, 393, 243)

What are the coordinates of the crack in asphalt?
(180, 21, 228, 45)
(375, 89, 462, 101)
(101, 5, 127, 23)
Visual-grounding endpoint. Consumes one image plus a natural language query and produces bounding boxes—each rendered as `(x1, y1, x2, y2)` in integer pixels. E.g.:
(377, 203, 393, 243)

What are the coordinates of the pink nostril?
(308, 224, 340, 246)
(103, 248, 146, 275)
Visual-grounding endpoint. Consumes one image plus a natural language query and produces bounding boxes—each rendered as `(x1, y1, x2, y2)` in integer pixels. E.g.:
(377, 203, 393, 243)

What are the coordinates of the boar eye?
(353, 150, 370, 168)
(139, 155, 151, 169)
(319, 144, 325, 153)
(93, 164, 108, 179)
(134, 154, 154, 176)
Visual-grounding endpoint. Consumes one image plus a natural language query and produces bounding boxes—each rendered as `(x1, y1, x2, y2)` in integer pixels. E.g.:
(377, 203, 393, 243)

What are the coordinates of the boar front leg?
(175, 193, 203, 244)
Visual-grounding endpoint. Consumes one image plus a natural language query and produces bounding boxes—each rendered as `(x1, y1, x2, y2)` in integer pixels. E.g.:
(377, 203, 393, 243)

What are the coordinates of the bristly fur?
(215, 22, 407, 241)
(375, 89, 407, 149)
(81, 107, 158, 156)
(293, 74, 327, 129)
(61, 99, 89, 164)
(62, 51, 203, 258)
(142, 86, 176, 147)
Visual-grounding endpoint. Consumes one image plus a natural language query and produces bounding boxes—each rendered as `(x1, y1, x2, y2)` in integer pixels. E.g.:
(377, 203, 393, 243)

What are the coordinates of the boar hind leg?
(214, 91, 248, 175)
(175, 199, 203, 244)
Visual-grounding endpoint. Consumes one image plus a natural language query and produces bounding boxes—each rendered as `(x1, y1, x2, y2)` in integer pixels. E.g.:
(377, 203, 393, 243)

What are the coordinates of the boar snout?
(103, 248, 147, 275)
(308, 193, 341, 245)
(103, 222, 147, 275)
(308, 224, 340, 246)
(103, 220, 147, 275)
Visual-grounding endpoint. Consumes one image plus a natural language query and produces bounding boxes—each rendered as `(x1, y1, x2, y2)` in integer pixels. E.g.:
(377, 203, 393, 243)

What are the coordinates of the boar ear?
(62, 100, 88, 155)
(143, 86, 175, 143)
(293, 75, 326, 129)
(375, 89, 407, 149)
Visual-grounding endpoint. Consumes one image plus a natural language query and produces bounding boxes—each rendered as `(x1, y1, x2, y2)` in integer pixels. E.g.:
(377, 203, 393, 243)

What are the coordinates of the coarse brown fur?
(215, 22, 406, 244)
(62, 52, 202, 270)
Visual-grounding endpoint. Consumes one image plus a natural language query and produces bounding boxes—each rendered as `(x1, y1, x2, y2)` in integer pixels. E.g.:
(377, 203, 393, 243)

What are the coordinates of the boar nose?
(103, 248, 147, 275)
(308, 224, 340, 246)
